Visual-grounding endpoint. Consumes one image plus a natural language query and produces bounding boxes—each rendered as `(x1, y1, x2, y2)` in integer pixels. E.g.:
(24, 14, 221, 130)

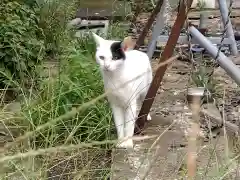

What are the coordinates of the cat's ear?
(121, 36, 136, 51)
(92, 32, 105, 47)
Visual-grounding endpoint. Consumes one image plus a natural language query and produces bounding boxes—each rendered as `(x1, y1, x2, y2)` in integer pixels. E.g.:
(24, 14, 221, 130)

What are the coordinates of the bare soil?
(112, 58, 240, 180)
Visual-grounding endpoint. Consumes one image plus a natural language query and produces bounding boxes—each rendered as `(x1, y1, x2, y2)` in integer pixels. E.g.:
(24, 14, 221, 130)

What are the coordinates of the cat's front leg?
(119, 100, 137, 149)
(110, 103, 125, 142)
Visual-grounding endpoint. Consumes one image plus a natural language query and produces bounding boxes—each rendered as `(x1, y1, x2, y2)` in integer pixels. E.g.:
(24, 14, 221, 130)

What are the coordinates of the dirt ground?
(111, 58, 240, 180)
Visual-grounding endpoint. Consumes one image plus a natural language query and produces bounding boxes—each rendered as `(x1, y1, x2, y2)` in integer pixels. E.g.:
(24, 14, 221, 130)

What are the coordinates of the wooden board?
(157, 35, 232, 46)
(79, 0, 114, 8)
(215, 0, 240, 9)
(77, 1, 131, 20)
(188, 9, 240, 19)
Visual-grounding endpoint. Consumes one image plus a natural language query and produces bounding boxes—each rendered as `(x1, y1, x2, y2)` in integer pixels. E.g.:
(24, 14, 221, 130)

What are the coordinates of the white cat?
(92, 33, 153, 149)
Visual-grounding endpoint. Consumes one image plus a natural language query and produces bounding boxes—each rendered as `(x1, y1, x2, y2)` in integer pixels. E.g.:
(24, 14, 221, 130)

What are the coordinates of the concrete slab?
(111, 114, 187, 180)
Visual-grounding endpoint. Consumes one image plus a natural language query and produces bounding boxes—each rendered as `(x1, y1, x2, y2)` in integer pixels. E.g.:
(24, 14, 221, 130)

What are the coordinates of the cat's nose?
(104, 64, 110, 70)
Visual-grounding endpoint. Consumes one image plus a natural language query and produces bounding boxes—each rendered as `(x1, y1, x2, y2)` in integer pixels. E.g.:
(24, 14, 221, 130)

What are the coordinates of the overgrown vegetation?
(0, 1, 45, 89)
(22, 39, 112, 147)
(0, 0, 121, 179)
(190, 54, 218, 103)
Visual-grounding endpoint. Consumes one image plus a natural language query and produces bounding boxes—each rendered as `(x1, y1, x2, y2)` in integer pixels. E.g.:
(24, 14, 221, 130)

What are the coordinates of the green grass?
(0, 34, 116, 179)
(0, 0, 128, 178)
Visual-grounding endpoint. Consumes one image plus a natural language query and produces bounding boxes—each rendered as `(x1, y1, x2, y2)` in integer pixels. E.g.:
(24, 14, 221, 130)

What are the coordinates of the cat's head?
(92, 33, 135, 72)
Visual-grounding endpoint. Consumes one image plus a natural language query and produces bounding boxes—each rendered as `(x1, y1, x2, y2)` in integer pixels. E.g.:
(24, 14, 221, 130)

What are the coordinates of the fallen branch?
(0, 135, 158, 163)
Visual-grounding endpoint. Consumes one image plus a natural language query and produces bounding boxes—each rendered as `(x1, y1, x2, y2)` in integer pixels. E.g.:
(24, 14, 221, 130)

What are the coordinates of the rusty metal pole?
(135, 0, 194, 134)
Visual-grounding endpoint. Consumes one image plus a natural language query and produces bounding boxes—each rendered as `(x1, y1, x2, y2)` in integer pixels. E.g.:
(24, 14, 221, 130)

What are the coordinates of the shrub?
(0, 1, 45, 89)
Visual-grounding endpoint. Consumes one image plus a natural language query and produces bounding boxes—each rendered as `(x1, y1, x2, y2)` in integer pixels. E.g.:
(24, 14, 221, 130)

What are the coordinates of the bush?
(0, 1, 45, 89)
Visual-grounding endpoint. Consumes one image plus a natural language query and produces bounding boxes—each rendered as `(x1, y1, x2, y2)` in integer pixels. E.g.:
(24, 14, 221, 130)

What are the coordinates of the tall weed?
(21, 38, 113, 148)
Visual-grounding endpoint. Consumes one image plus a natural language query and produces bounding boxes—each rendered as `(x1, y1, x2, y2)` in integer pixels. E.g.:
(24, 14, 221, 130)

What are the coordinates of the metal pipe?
(189, 26, 240, 85)
(147, 9, 165, 58)
(134, 0, 165, 50)
(218, 0, 238, 56)
(147, 0, 167, 58)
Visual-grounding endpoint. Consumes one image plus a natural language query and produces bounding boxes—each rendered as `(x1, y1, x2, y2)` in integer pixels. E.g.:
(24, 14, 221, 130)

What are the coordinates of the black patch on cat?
(110, 41, 126, 60)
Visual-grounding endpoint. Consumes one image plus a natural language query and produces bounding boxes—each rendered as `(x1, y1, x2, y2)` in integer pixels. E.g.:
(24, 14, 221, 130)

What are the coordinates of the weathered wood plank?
(77, 1, 131, 20)
(157, 35, 232, 46)
(215, 0, 240, 9)
(188, 9, 240, 19)
(79, 0, 114, 8)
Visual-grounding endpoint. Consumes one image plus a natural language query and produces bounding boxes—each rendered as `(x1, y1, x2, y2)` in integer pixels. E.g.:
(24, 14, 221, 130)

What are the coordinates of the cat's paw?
(147, 114, 152, 121)
(117, 139, 134, 149)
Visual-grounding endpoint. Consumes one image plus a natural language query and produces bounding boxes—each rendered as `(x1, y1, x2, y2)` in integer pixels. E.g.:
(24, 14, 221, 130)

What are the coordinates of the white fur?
(92, 33, 152, 149)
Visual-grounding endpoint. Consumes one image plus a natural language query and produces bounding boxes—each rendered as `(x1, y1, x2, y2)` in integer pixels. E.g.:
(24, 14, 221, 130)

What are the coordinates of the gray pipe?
(147, 0, 167, 59)
(218, 0, 238, 55)
(189, 26, 240, 85)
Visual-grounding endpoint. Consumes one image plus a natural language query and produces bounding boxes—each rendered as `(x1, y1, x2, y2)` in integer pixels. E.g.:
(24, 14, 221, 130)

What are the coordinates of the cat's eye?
(99, 56, 105, 60)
